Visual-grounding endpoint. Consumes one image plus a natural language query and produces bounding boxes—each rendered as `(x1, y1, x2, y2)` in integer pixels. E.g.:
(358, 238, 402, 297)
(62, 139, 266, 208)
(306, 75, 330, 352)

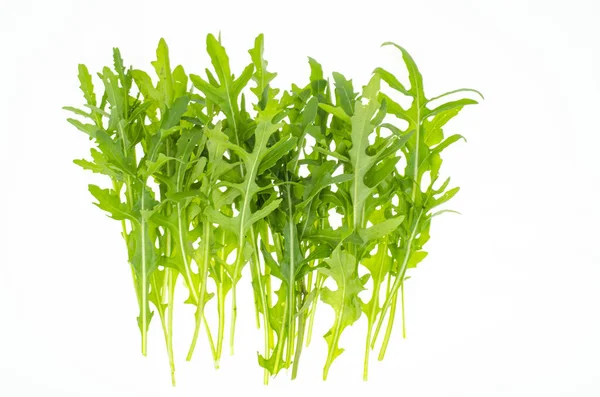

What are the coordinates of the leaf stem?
(305, 273, 324, 347)
(291, 308, 307, 380)
(378, 291, 397, 361)
(166, 268, 176, 386)
(401, 282, 406, 339)
(364, 265, 384, 379)
(284, 182, 297, 370)
(273, 286, 289, 374)
(249, 227, 270, 384)
(363, 320, 373, 381)
(186, 219, 211, 361)
(372, 210, 422, 347)
(140, 186, 148, 356)
(265, 269, 274, 350)
(215, 231, 227, 366)
(371, 274, 392, 349)
(323, 314, 341, 380)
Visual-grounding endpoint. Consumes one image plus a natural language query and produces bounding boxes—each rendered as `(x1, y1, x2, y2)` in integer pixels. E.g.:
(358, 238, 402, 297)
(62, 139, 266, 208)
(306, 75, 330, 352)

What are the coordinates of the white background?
(1, 0, 599, 395)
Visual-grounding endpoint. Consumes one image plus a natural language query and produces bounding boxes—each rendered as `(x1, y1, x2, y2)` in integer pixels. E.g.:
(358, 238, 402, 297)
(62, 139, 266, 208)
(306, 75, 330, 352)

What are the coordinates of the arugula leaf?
(320, 247, 365, 379)
(67, 34, 479, 385)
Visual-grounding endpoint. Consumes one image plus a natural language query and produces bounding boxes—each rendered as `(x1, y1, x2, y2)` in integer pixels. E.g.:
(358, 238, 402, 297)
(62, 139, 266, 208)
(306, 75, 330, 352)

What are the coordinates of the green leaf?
(248, 33, 278, 106)
(429, 209, 461, 218)
(140, 153, 175, 179)
(280, 221, 303, 284)
(419, 134, 466, 175)
(74, 149, 120, 179)
(298, 163, 352, 211)
(431, 134, 466, 156)
(132, 69, 160, 102)
(112, 47, 129, 94)
(161, 95, 190, 130)
(151, 38, 174, 108)
(318, 103, 352, 125)
(378, 93, 414, 124)
(428, 88, 485, 102)
(233, 64, 254, 96)
(258, 136, 298, 175)
(373, 67, 411, 96)
(88, 184, 136, 222)
(245, 198, 283, 231)
(99, 67, 125, 120)
(348, 74, 382, 231)
(307, 57, 327, 95)
(358, 216, 405, 243)
(77, 64, 97, 107)
(427, 186, 460, 209)
(425, 98, 478, 119)
(364, 155, 400, 188)
(67, 118, 99, 139)
(311, 146, 350, 163)
(320, 247, 364, 377)
(206, 33, 232, 88)
(63, 106, 92, 119)
(381, 42, 425, 103)
(332, 72, 357, 116)
(260, 241, 284, 280)
(424, 107, 461, 146)
(407, 251, 428, 268)
(172, 65, 188, 98)
(362, 243, 392, 322)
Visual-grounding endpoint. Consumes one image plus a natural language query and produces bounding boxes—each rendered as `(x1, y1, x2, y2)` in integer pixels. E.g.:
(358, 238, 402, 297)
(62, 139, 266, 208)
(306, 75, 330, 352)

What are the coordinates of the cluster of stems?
(65, 33, 480, 385)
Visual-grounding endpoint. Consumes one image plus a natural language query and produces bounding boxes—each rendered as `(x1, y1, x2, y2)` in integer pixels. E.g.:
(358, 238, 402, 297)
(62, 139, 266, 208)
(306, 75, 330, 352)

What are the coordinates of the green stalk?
(363, 245, 386, 380)
(186, 306, 217, 363)
(371, 274, 392, 349)
(152, 274, 171, 384)
(176, 204, 197, 304)
(113, 180, 138, 305)
(305, 273, 324, 347)
(291, 307, 307, 380)
(306, 271, 313, 303)
(249, 259, 262, 329)
(401, 282, 406, 339)
(215, 228, 227, 366)
(166, 268, 176, 385)
(230, 256, 240, 355)
(305, 215, 328, 348)
(378, 292, 398, 361)
(258, 219, 275, 352)
(204, 316, 217, 364)
(215, 282, 225, 367)
(265, 269, 274, 350)
(372, 210, 422, 347)
(285, 305, 296, 369)
(323, 313, 341, 380)
(117, 120, 149, 356)
(284, 182, 296, 369)
(272, 288, 289, 374)
(250, 227, 270, 384)
(164, 145, 176, 385)
(323, 188, 361, 380)
(140, 189, 149, 356)
(363, 321, 373, 381)
(186, 218, 210, 361)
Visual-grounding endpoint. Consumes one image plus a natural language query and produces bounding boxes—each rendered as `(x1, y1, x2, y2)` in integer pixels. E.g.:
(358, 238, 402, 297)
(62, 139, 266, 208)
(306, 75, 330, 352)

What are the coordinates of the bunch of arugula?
(65, 33, 480, 384)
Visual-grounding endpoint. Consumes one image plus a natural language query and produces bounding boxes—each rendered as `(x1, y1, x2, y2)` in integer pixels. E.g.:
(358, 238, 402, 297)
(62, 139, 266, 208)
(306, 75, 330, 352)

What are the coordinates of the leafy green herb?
(65, 34, 479, 385)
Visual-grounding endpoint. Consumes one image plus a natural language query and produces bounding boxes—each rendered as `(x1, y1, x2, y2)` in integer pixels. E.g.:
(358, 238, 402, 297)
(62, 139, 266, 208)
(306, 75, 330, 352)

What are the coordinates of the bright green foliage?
(65, 34, 480, 385)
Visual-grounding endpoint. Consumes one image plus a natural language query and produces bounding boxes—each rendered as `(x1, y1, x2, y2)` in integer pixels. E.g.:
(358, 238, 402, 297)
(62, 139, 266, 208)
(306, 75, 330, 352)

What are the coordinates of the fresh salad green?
(65, 33, 481, 385)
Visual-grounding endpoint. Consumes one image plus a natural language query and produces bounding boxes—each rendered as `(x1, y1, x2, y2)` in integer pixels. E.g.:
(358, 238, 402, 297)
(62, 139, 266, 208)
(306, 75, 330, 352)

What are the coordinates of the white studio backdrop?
(0, 0, 599, 396)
